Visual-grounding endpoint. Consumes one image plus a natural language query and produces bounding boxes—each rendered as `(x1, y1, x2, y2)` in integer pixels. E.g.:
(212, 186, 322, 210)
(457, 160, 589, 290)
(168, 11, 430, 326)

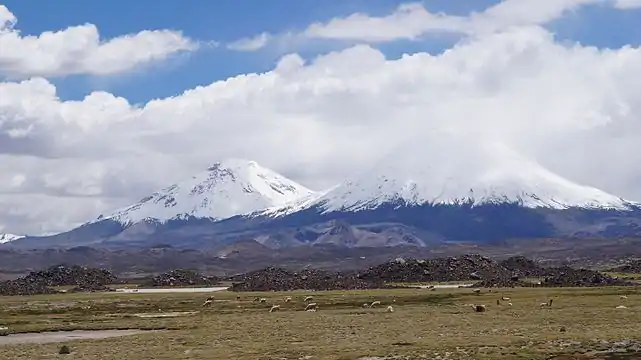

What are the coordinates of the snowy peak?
(321, 141, 633, 212)
(96, 159, 315, 225)
(0, 233, 24, 244)
(265, 139, 636, 217)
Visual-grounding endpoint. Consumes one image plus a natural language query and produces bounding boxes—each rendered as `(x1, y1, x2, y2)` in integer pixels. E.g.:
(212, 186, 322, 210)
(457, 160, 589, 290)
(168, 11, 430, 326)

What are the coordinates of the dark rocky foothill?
(539, 267, 633, 287)
(229, 267, 385, 292)
(0, 264, 116, 296)
(1, 255, 633, 295)
(67, 283, 114, 293)
(499, 256, 548, 277)
(470, 265, 633, 288)
(357, 254, 512, 283)
(607, 259, 641, 274)
(469, 278, 535, 288)
(145, 269, 221, 287)
(24, 264, 116, 287)
(0, 277, 59, 296)
(357, 254, 634, 288)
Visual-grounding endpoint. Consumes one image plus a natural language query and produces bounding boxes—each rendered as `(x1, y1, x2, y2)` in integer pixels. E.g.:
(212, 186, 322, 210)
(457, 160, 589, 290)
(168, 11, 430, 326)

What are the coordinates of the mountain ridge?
(93, 158, 315, 227)
(5, 143, 641, 250)
(257, 141, 636, 220)
(0, 234, 24, 244)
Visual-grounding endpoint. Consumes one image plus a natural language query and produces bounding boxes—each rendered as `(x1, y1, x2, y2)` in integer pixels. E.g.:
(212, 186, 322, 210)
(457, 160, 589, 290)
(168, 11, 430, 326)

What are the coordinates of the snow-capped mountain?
(0, 233, 25, 244)
(94, 159, 315, 226)
(262, 140, 636, 218)
(9, 141, 641, 250)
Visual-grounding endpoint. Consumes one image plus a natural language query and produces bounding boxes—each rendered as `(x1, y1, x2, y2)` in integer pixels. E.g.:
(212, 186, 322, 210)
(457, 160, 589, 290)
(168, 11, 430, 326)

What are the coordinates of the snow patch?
(259, 140, 637, 217)
(93, 159, 315, 226)
(0, 233, 25, 244)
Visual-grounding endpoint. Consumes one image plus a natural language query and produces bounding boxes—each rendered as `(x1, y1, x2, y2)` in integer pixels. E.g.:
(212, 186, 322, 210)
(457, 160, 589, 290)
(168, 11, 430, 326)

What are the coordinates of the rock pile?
(540, 266, 633, 287)
(355, 254, 631, 288)
(0, 264, 116, 296)
(358, 254, 511, 283)
(469, 278, 534, 288)
(67, 283, 113, 293)
(24, 264, 116, 288)
(607, 259, 641, 274)
(499, 256, 547, 277)
(230, 267, 385, 292)
(0, 277, 59, 296)
(146, 269, 220, 287)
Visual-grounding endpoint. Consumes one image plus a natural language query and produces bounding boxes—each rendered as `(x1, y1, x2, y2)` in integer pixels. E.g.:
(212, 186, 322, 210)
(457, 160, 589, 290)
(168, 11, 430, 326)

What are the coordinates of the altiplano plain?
(1, 285, 641, 360)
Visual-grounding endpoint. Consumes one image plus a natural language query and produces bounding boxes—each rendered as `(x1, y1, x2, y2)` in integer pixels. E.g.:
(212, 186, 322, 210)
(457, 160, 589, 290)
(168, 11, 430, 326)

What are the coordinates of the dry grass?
(0, 286, 640, 359)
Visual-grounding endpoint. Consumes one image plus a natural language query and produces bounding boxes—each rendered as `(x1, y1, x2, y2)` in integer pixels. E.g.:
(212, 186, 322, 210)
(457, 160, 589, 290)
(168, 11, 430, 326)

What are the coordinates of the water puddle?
(133, 311, 198, 318)
(417, 284, 473, 289)
(0, 329, 162, 346)
(548, 352, 641, 359)
(114, 286, 228, 293)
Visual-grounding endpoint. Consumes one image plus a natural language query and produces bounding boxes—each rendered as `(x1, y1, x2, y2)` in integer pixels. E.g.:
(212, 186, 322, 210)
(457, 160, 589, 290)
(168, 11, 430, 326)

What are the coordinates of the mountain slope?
(3, 159, 317, 250)
(246, 138, 641, 244)
(95, 159, 315, 226)
(7, 139, 641, 250)
(262, 140, 635, 218)
(0, 234, 24, 244)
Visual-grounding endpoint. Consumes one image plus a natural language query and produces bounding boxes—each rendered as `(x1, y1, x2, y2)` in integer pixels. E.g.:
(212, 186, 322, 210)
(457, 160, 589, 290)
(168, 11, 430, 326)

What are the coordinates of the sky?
(1, 0, 641, 235)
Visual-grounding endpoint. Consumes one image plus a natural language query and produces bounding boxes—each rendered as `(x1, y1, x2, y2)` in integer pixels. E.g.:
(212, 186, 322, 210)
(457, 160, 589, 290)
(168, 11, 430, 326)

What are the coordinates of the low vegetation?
(1, 285, 640, 359)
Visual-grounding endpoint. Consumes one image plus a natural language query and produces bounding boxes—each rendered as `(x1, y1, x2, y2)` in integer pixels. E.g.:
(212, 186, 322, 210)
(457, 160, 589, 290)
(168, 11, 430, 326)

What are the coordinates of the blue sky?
(3, 0, 641, 104)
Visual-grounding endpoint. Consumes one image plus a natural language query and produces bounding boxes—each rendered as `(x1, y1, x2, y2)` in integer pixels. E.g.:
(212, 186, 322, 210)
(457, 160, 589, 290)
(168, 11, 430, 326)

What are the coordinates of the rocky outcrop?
(0, 264, 116, 296)
(499, 256, 547, 277)
(607, 259, 641, 274)
(230, 267, 385, 292)
(357, 254, 511, 283)
(469, 278, 535, 288)
(540, 267, 633, 287)
(0, 278, 59, 296)
(358, 255, 633, 288)
(24, 264, 116, 287)
(68, 283, 114, 293)
(145, 269, 220, 287)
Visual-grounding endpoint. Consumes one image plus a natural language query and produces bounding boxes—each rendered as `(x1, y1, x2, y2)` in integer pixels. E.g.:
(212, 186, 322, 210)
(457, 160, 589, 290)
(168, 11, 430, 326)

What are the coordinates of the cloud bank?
(1, 2, 641, 235)
(226, 0, 636, 51)
(0, 5, 198, 79)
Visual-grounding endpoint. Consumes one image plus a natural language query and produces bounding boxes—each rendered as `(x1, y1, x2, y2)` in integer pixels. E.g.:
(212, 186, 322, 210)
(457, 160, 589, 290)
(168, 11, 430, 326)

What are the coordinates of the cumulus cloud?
(0, 5, 198, 79)
(0, 5, 17, 29)
(227, 0, 609, 50)
(2, 3, 641, 235)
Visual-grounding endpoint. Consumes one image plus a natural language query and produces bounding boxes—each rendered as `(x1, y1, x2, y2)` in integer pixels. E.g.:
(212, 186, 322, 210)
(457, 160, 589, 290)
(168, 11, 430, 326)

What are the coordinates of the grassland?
(1, 285, 640, 360)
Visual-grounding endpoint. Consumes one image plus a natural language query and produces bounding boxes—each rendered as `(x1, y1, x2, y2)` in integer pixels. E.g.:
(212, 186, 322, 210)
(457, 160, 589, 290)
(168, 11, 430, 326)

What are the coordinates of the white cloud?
(227, 0, 611, 50)
(2, 5, 641, 235)
(613, 0, 641, 8)
(0, 5, 198, 79)
(303, 3, 463, 42)
(227, 32, 272, 51)
(0, 5, 17, 30)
